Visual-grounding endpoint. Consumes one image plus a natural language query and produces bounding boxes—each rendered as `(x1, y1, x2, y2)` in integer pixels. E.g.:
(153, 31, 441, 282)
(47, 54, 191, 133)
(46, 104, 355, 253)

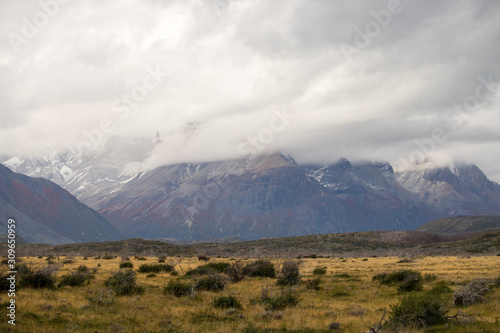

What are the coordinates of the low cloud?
(1, 0, 499, 181)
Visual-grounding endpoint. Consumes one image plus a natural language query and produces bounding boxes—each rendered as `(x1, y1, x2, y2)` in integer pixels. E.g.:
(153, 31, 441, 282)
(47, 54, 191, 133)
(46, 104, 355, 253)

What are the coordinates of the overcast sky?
(1, 0, 499, 181)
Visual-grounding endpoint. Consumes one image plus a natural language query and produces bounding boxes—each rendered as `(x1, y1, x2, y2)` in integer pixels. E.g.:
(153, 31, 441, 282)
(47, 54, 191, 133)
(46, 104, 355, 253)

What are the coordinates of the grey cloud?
(0, 0, 499, 181)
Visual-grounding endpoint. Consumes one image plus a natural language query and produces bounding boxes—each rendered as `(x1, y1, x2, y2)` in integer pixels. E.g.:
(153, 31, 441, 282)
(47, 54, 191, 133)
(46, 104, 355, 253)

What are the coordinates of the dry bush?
(17, 264, 58, 289)
(276, 260, 301, 286)
(454, 279, 493, 307)
(226, 259, 245, 282)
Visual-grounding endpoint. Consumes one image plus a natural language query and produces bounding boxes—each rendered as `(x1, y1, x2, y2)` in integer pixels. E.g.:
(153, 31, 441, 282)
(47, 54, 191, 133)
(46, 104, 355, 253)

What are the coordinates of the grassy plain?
(1, 255, 499, 332)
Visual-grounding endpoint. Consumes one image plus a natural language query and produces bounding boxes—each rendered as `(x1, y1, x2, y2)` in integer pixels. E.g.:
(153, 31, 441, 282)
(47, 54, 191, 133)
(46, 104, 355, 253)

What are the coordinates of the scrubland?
(1, 255, 499, 332)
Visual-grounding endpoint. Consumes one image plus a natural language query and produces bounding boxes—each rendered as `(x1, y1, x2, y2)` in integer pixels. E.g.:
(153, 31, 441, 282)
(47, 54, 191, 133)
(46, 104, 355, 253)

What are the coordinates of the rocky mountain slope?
(303, 159, 440, 231)
(3, 135, 500, 241)
(396, 164, 500, 216)
(96, 154, 361, 239)
(0, 164, 122, 244)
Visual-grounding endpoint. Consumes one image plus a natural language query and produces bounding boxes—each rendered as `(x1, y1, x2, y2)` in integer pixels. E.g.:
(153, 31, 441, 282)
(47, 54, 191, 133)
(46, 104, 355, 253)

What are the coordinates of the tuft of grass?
(86, 288, 115, 307)
(212, 295, 242, 309)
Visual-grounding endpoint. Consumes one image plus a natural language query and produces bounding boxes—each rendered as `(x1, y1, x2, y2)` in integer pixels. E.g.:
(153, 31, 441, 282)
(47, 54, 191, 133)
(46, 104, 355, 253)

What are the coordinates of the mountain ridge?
(3, 136, 500, 242)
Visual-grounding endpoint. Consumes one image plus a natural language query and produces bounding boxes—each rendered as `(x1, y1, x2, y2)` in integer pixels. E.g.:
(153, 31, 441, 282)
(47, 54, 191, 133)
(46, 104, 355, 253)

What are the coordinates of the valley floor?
(1, 255, 499, 332)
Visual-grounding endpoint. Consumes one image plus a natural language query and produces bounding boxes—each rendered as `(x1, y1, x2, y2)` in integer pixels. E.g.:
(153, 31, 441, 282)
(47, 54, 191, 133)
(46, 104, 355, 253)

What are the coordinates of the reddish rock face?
(0, 164, 122, 244)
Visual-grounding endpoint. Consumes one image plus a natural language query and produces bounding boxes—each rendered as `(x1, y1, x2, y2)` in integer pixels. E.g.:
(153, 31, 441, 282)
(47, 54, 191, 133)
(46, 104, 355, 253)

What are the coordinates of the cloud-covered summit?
(1, 0, 499, 181)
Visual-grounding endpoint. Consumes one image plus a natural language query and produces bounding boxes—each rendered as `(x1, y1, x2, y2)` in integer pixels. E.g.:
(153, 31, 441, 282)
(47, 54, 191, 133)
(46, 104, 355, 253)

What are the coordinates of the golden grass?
(1, 255, 499, 332)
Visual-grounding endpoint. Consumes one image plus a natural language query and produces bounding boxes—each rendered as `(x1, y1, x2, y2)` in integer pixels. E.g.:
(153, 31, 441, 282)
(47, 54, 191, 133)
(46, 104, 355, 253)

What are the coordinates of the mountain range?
(2, 135, 500, 242)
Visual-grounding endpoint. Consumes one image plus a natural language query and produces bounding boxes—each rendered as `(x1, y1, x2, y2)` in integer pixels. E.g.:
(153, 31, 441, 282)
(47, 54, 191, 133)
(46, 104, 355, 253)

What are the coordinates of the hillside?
(0, 164, 123, 244)
(17, 229, 500, 257)
(417, 215, 500, 235)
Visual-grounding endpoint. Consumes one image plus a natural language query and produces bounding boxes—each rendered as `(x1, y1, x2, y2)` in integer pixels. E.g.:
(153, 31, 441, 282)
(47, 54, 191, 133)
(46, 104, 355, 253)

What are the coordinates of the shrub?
(262, 288, 300, 311)
(312, 266, 327, 276)
(186, 262, 230, 276)
(212, 295, 242, 309)
(137, 263, 174, 273)
(374, 269, 423, 292)
(195, 274, 228, 292)
(205, 262, 230, 273)
(374, 269, 421, 284)
(429, 283, 453, 296)
(18, 265, 57, 289)
(119, 262, 134, 269)
(164, 280, 192, 297)
(493, 276, 500, 288)
(397, 273, 424, 293)
(104, 270, 144, 296)
(305, 277, 322, 290)
(226, 260, 244, 283)
(77, 265, 88, 272)
(242, 260, 276, 278)
(146, 274, 156, 278)
(276, 260, 301, 286)
(0, 272, 12, 291)
(158, 255, 166, 263)
(59, 271, 94, 287)
(389, 292, 449, 327)
(328, 322, 341, 330)
(454, 279, 493, 307)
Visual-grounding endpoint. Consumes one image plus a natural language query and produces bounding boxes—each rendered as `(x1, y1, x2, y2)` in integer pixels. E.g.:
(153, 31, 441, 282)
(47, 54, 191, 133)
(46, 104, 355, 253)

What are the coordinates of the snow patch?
(4, 156, 22, 167)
